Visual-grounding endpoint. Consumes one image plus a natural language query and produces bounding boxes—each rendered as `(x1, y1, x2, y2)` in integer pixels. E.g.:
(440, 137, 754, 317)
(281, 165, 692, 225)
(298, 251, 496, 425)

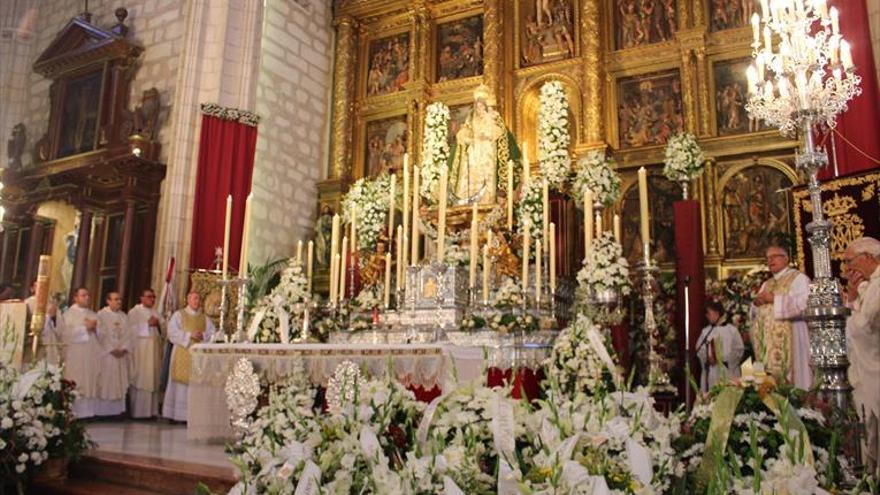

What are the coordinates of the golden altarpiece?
(320, 0, 807, 281)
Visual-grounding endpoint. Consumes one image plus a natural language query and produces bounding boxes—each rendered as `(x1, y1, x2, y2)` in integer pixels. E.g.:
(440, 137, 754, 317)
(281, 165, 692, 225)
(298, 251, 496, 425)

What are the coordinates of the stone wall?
(247, 0, 333, 266)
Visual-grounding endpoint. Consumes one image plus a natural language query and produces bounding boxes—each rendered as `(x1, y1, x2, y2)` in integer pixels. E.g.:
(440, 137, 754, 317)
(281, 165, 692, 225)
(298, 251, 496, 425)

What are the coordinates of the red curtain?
(673, 200, 705, 409)
(820, 0, 880, 179)
(189, 114, 258, 271)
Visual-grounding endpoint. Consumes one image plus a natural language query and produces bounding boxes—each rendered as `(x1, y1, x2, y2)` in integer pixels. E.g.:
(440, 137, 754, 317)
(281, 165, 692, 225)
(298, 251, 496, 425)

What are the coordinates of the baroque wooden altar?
(320, 0, 805, 282)
(0, 8, 165, 308)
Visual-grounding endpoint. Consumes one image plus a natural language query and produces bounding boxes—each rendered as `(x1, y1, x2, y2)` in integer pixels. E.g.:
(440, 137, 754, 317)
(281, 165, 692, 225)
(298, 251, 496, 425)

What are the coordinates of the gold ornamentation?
(483, 0, 501, 101)
(330, 15, 358, 180)
(580, 0, 603, 145)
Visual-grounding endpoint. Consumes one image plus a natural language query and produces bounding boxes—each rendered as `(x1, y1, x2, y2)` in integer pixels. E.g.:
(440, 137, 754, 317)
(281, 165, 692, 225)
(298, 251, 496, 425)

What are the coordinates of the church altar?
(187, 341, 552, 442)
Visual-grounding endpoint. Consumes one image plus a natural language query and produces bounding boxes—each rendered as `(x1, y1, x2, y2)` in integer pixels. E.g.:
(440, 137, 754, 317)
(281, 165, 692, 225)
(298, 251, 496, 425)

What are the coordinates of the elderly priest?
(843, 236, 880, 475)
(62, 288, 102, 419)
(127, 288, 165, 418)
(162, 291, 215, 422)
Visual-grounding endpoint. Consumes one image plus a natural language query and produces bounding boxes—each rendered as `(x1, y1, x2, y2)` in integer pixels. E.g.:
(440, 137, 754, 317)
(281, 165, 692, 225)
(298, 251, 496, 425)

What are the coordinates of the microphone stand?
(684, 276, 691, 412)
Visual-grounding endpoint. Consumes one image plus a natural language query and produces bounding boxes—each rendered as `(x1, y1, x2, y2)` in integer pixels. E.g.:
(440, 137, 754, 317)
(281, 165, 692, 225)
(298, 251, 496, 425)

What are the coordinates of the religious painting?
(617, 70, 684, 149)
(621, 174, 681, 265)
(615, 0, 677, 50)
(714, 58, 767, 136)
(447, 104, 472, 150)
(722, 166, 793, 259)
(364, 115, 408, 178)
(57, 70, 103, 158)
(366, 33, 410, 97)
(519, 0, 576, 67)
(436, 15, 484, 82)
(709, 0, 758, 32)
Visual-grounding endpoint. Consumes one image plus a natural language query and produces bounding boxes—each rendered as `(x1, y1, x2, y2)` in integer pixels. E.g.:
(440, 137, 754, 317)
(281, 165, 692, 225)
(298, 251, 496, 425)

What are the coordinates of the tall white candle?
(396, 225, 404, 289)
(595, 212, 603, 237)
(613, 214, 621, 243)
(330, 253, 338, 303)
(507, 160, 514, 230)
(339, 236, 348, 302)
(384, 253, 392, 308)
(239, 193, 252, 276)
(296, 240, 303, 266)
(535, 239, 542, 304)
(388, 173, 396, 240)
(482, 244, 491, 305)
(350, 209, 357, 254)
(306, 240, 314, 293)
(638, 167, 651, 261)
(584, 189, 594, 255)
(522, 229, 530, 295)
(411, 166, 420, 264)
(469, 203, 479, 288)
(542, 179, 550, 249)
(549, 222, 556, 292)
(437, 166, 448, 261)
(222, 195, 232, 278)
(402, 154, 410, 268)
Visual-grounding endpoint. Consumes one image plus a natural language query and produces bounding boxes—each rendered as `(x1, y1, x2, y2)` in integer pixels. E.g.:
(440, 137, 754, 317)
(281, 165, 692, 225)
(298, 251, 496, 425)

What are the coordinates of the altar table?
(187, 342, 550, 442)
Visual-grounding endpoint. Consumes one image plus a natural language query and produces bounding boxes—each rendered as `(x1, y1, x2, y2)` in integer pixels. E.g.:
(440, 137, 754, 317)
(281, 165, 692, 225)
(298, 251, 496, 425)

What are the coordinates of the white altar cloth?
(187, 343, 549, 442)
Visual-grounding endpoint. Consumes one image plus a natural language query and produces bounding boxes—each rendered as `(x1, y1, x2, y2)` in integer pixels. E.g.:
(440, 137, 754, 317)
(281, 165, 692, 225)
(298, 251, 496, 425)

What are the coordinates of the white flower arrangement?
(341, 173, 395, 252)
(571, 150, 622, 208)
(537, 81, 572, 190)
(420, 102, 451, 204)
(577, 232, 632, 297)
(516, 180, 544, 247)
(249, 259, 309, 343)
(544, 314, 621, 397)
(663, 132, 705, 183)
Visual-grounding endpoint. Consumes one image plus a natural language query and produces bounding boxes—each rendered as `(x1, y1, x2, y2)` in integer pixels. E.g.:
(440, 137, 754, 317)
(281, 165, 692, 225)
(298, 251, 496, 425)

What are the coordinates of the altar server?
(749, 245, 812, 389)
(163, 291, 214, 422)
(96, 292, 130, 416)
(127, 288, 164, 418)
(843, 237, 880, 475)
(62, 287, 101, 418)
(696, 301, 743, 392)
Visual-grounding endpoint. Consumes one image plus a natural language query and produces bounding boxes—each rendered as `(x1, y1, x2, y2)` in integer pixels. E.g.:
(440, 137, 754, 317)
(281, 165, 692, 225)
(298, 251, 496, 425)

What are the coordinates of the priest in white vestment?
(843, 237, 880, 475)
(62, 288, 101, 419)
(162, 291, 214, 422)
(696, 301, 744, 392)
(127, 288, 164, 418)
(96, 292, 130, 416)
(41, 301, 62, 365)
(750, 246, 812, 389)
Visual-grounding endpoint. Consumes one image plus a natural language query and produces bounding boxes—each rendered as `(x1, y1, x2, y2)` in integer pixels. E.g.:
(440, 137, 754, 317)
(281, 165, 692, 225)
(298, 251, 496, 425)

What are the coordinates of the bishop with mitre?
(127, 288, 165, 418)
(163, 291, 215, 422)
(62, 287, 102, 419)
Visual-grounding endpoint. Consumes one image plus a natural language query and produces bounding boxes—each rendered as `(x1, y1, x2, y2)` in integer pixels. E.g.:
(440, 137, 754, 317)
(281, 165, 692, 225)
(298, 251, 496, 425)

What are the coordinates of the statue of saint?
(448, 84, 519, 206)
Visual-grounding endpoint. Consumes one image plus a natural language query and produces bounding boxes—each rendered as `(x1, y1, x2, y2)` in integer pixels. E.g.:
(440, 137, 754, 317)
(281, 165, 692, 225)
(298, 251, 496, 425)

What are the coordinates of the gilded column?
(692, 0, 706, 27)
(483, 0, 502, 102)
(329, 15, 358, 181)
(704, 158, 721, 257)
(677, 0, 692, 30)
(581, 0, 605, 146)
(680, 48, 698, 134)
(695, 47, 712, 136)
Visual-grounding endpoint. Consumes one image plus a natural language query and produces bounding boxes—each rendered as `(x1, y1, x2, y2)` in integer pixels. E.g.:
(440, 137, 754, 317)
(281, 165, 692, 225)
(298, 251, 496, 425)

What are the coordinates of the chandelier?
(745, 0, 862, 136)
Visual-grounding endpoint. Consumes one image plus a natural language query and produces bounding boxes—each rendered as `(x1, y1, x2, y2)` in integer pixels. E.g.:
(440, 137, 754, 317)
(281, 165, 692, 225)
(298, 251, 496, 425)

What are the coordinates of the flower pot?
(33, 457, 69, 484)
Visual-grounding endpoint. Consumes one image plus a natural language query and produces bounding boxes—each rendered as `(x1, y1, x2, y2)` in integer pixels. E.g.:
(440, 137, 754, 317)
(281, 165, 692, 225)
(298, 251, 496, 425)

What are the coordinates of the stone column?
(482, 0, 502, 103)
(117, 199, 137, 300)
(329, 15, 358, 181)
(581, 0, 605, 146)
(71, 210, 93, 293)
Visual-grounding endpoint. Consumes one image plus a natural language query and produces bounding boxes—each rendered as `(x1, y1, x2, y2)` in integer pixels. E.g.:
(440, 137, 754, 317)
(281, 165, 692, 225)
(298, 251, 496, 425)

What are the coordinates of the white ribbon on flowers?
(586, 326, 621, 386)
(246, 307, 267, 341)
(417, 392, 446, 448)
(626, 438, 653, 487)
(360, 425, 381, 460)
(12, 369, 41, 399)
(561, 461, 611, 495)
(443, 476, 465, 495)
(491, 394, 519, 495)
(294, 460, 321, 495)
(553, 433, 581, 463)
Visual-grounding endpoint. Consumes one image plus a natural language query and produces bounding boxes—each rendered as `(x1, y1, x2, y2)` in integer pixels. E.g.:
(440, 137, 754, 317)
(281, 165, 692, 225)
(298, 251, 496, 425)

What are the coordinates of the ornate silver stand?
(797, 113, 853, 413)
(638, 256, 675, 392)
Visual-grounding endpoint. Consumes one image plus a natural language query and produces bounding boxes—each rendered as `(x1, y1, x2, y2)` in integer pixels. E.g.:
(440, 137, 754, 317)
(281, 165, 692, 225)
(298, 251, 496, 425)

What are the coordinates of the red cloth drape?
(189, 114, 258, 272)
(673, 200, 704, 409)
(819, 0, 880, 179)
(486, 367, 544, 401)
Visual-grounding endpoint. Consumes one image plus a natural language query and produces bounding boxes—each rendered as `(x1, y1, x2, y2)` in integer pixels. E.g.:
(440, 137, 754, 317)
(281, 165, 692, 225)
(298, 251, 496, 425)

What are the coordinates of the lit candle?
(638, 167, 651, 261)
(549, 222, 556, 293)
(507, 160, 514, 230)
(584, 189, 594, 254)
(595, 212, 603, 237)
(306, 240, 314, 293)
(482, 244, 491, 305)
(388, 173, 396, 241)
(751, 13, 760, 44)
(469, 203, 479, 288)
(222, 194, 232, 278)
(522, 228, 530, 295)
(522, 141, 530, 187)
(402, 154, 410, 268)
(535, 239, 542, 304)
(542, 179, 550, 249)
(760, 0, 769, 18)
(339, 236, 348, 302)
(613, 214, 621, 242)
(330, 213, 340, 302)
(437, 166, 448, 261)
(830, 7, 839, 35)
(239, 193, 252, 276)
(815, 0, 827, 19)
(840, 40, 853, 70)
(384, 253, 392, 308)
(411, 166, 420, 264)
